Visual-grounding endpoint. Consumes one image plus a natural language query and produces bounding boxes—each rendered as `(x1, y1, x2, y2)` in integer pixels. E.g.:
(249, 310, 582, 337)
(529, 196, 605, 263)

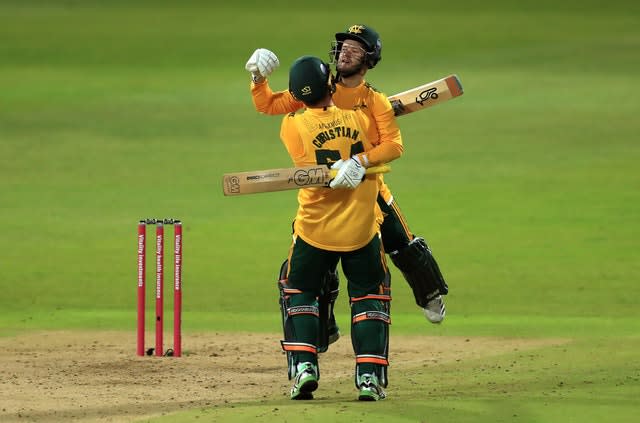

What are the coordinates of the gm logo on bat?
(225, 176, 240, 194)
(289, 167, 326, 186)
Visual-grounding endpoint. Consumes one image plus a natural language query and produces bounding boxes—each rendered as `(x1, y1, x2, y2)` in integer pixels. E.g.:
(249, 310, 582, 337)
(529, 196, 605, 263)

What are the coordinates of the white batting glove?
(245, 48, 279, 80)
(329, 157, 365, 189)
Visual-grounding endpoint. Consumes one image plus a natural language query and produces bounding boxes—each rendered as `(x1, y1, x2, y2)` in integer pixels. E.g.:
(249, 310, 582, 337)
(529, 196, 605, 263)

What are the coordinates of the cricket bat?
(223, 164, 390, 196)
(388, 74, 463, 117)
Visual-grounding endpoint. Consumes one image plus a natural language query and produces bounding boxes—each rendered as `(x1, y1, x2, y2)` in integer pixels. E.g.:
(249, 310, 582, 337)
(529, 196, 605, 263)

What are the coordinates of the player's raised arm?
(245, 48, 304, 115)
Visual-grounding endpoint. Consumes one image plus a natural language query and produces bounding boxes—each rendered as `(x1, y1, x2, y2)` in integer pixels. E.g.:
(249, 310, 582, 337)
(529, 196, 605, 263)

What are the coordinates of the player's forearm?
(356, 142, 403, 167)
(251, 80, 302, 115)
(370, 119, 403, 165)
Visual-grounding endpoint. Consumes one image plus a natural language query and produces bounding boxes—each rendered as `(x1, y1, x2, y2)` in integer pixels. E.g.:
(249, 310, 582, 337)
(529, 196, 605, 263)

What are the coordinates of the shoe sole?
(291, 379, 318, 400)
(358, 390, 383, 401)
(293, 391, 314, 400)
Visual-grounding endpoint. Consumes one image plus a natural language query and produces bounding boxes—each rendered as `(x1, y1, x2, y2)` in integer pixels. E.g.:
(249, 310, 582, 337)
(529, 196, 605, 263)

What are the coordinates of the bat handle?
(328, 164, 390, 178)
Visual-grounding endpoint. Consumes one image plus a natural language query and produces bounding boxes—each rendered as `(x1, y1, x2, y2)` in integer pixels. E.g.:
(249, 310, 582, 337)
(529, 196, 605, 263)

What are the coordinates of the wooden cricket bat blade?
(388, 74, 463, 117)
(223, 164, 390, 196)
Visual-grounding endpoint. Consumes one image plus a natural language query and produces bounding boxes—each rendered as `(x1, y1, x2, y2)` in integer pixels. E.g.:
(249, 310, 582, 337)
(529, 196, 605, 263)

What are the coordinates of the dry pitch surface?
(0, 331, 565, 422)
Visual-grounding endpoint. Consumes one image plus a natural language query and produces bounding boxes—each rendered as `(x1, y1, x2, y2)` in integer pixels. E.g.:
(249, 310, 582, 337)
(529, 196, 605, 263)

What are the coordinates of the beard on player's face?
(337, 62, 363, 77)
(337, 41, 367, 77)
(337, 55, 366, 77)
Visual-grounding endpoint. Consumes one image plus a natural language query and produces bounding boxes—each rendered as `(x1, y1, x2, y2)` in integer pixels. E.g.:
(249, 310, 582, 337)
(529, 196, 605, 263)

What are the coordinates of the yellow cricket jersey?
(280, 105, 402, 252)
(252, 79, 399, 204)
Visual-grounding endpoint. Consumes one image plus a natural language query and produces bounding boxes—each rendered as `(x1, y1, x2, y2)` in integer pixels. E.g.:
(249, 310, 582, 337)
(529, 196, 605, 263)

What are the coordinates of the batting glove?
(245, 48, 279, 81)
(329, 157, 365, 189)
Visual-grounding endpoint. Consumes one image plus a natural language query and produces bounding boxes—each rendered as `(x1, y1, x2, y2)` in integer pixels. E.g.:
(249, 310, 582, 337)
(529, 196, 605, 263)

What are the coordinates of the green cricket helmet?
(334, 24, 382, 68)
(288, 56, 333, 105)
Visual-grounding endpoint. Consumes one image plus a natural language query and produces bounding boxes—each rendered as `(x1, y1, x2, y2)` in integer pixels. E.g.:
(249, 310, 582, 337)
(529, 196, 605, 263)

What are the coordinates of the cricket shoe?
(290, 362, 318, 400)
(357, 373, 386, 401)
(423, 295, 446, 324)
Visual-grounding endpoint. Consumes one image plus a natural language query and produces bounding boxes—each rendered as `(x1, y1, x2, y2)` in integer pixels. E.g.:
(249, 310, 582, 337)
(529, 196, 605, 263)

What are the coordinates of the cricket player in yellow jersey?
(278, 55, 402, 401)
(246, 24, 449, 337)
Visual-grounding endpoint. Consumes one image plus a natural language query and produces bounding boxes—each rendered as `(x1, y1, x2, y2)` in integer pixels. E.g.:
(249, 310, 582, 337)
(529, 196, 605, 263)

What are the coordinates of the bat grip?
(328, 164, 390, 178)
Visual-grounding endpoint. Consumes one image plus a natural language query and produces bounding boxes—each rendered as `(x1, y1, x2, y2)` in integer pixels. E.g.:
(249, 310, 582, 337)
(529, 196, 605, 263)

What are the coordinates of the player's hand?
(245, 48, 279, 81)
(329, 157, 365, 189)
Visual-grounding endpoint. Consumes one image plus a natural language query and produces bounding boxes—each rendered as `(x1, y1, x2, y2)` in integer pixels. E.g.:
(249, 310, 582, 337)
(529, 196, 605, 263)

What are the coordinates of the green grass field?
(1, 0, 639, 422)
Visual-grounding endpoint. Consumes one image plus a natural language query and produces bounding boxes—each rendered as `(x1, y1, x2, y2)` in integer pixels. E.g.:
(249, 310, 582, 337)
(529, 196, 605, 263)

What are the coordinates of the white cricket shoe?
(290, 362, 318, 400)
(357, 373, 386, 401)
(423, 295, 446, 324)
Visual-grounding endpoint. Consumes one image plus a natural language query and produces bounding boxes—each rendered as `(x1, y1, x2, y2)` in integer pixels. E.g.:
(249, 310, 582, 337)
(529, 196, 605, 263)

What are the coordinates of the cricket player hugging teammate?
(277, 55, 401, 401)
(246, 24, 451, 333)
(243, 23, 456, 401)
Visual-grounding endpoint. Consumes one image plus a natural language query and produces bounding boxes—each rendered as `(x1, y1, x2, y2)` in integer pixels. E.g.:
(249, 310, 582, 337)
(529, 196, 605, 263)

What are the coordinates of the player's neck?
(307, 95, 333, 109)
(339, 74, 364, 88)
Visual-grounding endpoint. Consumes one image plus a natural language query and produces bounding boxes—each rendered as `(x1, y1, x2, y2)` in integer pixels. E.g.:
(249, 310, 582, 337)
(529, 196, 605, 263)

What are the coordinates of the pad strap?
(351, 294, 392, 303)
(287, 305, 319, 318)
(356, 354, 389, 366)
(352, 311, 391, 325)
(280, 341, 318, 354)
